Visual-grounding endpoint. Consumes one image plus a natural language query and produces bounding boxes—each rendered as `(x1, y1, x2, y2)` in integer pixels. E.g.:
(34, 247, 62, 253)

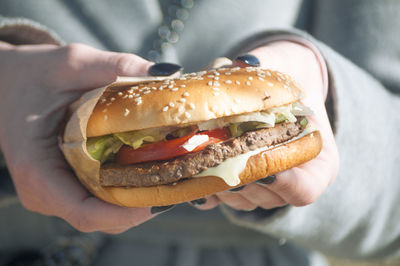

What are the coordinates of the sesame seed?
(100, 98, 106, 103)
(214, 72, 220, 76)
(225, 80, 232, 84)
(162, 106, 169, 112)
(178, 105, 185, 113)
(168, 85, 174, 89)
(123, 95, 128, 99)
(184, 112, 191, 118)
(118, 92, 123, 96)
(110, 97, 115, 101)
(268, 82, 274, 87)
(124, 109, 130, 116)
(183, 92, 189, 97)
(208, 81, 213, 86)
(172, 87, 179, 91)
(106, 102, 112, 106)
(231, 67, 240, 71)
(169, 102, 175, 107)
(266, 71, 271, 76)
(198, 77, 204, 80)
(212, 87, 220, 91)
(246, 81, 251, 86)
(225, 72, 232, 75)
(277, 78, 282, 82)
(189, 103, 195, 109)
(134, 97, 142, 102)
(104, 115, 108, 121)
(258, 77, 265, 81)
(180, 84, 186, 88)
(248, 76, 253, 80)
(214, 81, 220, 86)
(207, 75, 214, 78)
(179, 77, 187, 80)
(136, 100, 142, 105)
(134, 94, 140, 98)
(143, 90, 151, 94)
(102, 108, 107, 113)
(235, 80, 240, 85)
(214, 77, 219, 80)
(152, 87, 157, 90)
(213, 91, 220, 96)
(265, 91, 270, 97)
(178, 98, 186, 103)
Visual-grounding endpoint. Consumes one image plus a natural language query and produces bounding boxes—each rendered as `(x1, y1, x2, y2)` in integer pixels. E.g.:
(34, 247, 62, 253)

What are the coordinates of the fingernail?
(235, 54, 260, 67)
(151, 205, 175, 214)
(190, 198, 207, 206)
(149, 63, 183, 76)
(229, 185, 246, 192)
(256, 175, 276, 185)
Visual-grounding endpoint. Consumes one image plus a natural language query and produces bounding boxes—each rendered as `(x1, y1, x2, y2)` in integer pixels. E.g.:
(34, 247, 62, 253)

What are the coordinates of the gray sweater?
(0, 0, 399, 265)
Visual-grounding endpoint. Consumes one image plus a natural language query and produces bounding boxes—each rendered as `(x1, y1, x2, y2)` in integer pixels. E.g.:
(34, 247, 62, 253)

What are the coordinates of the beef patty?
(100, 121, 303, 187)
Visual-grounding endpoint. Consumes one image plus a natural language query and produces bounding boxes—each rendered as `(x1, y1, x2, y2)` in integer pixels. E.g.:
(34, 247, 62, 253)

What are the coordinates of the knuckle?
(292, 189, 319, 207)
(70, 214, 96, 233)
(113, 54, 135, 75)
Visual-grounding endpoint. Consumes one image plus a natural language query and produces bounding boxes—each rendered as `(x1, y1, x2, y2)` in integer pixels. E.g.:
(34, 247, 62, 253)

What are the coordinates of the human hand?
(195, 41, 339, 211)
(0, 42, 176, 233)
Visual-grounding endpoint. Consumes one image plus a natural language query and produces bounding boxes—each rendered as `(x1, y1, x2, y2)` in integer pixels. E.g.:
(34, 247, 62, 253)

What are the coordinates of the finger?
(189, 195, 220, 210)
(49, 43, 154, 91)
(217, 189, 257, 211)
(265, 159, 331, 207)
(238, 182, 287, 210)
(101, 227, 131, 235)
(26, 166, 155, 233)
(65, 196, 154, 233)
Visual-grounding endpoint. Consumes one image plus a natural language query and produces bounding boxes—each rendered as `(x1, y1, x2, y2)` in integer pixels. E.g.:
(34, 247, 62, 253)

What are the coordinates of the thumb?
(56, 43, 154, 91)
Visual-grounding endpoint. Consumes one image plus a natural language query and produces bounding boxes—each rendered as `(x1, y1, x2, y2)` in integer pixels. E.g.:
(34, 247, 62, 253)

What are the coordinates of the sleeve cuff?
(0, 16, 64, 45)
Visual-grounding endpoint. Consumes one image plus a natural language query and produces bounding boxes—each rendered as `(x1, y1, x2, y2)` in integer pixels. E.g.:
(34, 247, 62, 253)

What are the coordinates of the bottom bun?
(103, 131, 322, 207)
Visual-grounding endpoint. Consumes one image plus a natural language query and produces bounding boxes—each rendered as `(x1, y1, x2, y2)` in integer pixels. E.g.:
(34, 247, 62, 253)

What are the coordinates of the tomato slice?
(116, 128, 231, 165)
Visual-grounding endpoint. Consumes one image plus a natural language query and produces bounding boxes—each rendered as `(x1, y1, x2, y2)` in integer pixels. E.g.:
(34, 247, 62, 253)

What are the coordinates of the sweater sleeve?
(0, 16, 64, 168)
(0, 15, 63, 45)
(221, 29, 400, 261)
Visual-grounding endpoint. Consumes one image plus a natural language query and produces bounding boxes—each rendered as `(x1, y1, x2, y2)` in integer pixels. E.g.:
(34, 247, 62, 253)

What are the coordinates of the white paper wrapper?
(61, 76, 169, 205)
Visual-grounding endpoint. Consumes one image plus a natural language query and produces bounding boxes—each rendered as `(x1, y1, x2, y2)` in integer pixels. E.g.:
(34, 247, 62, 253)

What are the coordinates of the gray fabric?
(0, 0, 399, 265)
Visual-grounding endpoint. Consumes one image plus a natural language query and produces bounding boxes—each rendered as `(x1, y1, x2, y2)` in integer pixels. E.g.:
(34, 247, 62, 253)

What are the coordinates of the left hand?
(194, 41, 339, 211)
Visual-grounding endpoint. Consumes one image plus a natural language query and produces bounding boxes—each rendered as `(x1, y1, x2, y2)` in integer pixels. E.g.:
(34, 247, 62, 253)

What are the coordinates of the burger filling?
(86, 102, 312, 187)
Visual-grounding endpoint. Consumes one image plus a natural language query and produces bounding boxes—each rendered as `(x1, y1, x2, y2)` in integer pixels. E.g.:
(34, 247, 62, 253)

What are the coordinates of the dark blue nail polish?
(149, 63, 183, 76)
(229, 185, 246, 192)
(151, 205, 175, 214)
(256, 175, 276, 185)
(190, 198, 207, 206)
(235, 54, 260, 67)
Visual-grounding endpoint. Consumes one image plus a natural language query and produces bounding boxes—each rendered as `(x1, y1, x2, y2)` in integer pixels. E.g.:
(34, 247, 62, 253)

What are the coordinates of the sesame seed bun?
(86, 67, 303, 137)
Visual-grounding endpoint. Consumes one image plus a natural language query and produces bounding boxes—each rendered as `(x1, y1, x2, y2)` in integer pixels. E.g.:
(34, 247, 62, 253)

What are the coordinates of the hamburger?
(69, 66, 322, 207)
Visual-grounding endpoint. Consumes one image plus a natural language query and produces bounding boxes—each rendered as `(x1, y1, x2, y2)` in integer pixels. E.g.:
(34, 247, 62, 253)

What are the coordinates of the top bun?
(87, 67, 303, 137)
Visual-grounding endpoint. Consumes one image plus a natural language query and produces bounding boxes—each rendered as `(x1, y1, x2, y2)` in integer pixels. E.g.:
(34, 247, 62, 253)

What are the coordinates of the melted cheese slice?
(194, 128, 315, 186)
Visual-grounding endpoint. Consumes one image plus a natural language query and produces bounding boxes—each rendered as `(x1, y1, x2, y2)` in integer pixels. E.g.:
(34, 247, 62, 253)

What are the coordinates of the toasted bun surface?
(87, 68, 302, 137)
(102, 131, 322, 207)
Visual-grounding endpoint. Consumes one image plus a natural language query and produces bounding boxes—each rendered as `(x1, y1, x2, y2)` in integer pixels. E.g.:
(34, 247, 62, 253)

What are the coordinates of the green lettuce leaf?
(114, 128, 167, 150)
(86, 135, 123, 163)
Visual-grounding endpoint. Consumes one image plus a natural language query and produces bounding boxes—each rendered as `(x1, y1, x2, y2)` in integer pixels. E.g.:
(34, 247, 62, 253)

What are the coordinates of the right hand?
(0, 42, 157, 234)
